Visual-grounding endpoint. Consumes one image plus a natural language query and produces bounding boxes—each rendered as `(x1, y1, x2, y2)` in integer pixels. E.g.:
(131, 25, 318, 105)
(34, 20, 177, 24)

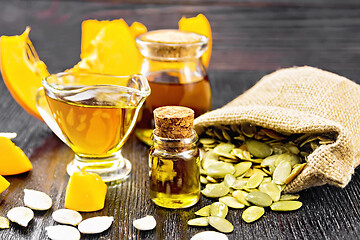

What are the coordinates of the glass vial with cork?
(149, 106, 200, 208)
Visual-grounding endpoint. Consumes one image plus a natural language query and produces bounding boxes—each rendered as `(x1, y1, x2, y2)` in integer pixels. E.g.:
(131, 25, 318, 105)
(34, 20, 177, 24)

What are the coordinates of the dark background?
(0, 1, 360, 239)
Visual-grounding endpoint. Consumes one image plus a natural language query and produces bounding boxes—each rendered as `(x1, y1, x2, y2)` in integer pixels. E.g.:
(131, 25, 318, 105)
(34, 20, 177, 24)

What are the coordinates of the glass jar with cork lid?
(135, 30, 212, 132)
(149, 106, 200, 208)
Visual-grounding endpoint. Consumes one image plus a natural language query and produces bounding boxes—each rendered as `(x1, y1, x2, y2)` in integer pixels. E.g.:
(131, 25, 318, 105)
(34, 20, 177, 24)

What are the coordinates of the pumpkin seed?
(273, 160, 292, 185)
(0, 132, 17, 139)
(242, 206, 265, 223)
(0, 216, 9, 229)
(208, 216, 233, 233)
(52, 209, 82, 226)
(187, 217, 209, 226)
(224, 174, 236, 187)
(219, 196, 245, 209)
(210, 202, 228, 218)
(222, 129, 232, 141)
(284, 143, 300, 155)
(214, 143, 235, 155)
(259, 182, 281, 201)
(195, 205, 211, 217)
(276, 153, 300, 167)
(78, 216, 114, 234)
(23, 189, 52, 211)
(190, 231, 229, 240)
(206, 162, 235, 178)
(202, 151, 219, 170)
(200, 176, 208, 184)
(284, 163, 306, 184)
(280, 194, 300, 201)
(232, 148, 252, 160)
(246, 191, 272, 207)
(45, 225, 81, 240)
(270, 201, 302, 211)
(206, 176, 218, 183)
(261, 155, 278, 168)
(7, 207, 34, 227)
(246, 140, 273, 158)
(246, 172, 263, 189)
(232, 190, 250, 206)
(201, 183, 229, 198)
(241, 123, 257, 138)
(200, 138, 216, 145)
(233, 162, 252, 177)
(232, 179, 248, 190)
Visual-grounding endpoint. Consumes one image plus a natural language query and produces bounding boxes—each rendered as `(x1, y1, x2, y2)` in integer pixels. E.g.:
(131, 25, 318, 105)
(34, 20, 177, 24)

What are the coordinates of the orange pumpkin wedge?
(0, 175, 10, 194)
(0, 136, 32, 176)
(178, 14, 212, 68)
(65, 171, 107, 212)
(0, 27, 49, 120)
(129, 21, 148, 38)
(72, 19, 144, 76)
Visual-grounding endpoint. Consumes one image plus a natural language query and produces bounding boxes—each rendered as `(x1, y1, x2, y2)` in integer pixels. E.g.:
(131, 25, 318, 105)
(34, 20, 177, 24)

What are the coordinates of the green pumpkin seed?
(232, 179, 248, 190)
(232, 190, 250, 206)
(232, 148, 252, 160)
(202, 151, 219, 170)
(280, 194, 300, 201)
(270, 201, 302, 211)
(275, 153, 300, 167)
(206, 162, 235, 178)
(224, 174, 236, 187)
(214, 143, 235, 154)
(246, 191, 272, 207)
(200, 176, 208, 184)
(195, 205, 211, 217)
(273, 160, 292, 185)
(222, 130, 232, 142)
(210, 202, 228, 218)
(284, 143, 300, 155)
(219, 196, 245, 209)
(261, 155, 278, 168)
(246, 172, 263, 189)
(243, 187, 259, 193)
(233, 162, 252, 177)
(284, 163, 306, 184)
(258, 182, 281, 201)
(200, 138, 216, 145)
(206, 176, 218, 183)
(201, 183, 229, 198)
(188, 217, 209, 226)
(246, 140, 273, 158)
(242, 206, 265, 223)
(241, 123, 257, 138)
(208, 217, 234, 233)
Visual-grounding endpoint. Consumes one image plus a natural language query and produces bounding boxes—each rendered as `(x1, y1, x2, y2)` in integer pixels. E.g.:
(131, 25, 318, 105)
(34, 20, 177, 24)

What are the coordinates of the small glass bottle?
(136, 29, 212, 131)
(149, 106, 200, 208)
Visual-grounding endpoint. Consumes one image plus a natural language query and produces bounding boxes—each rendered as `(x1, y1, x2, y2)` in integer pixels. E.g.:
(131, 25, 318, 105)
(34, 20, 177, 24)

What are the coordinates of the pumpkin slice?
(129, 21, 148, 38)
(0, 137, 32, 176)
(178, 14, 212, 68)
(65, 171, 107, 212)
(72, 19, 144, 76)
(0, 27, 49, 120)
(0, 175, 10, 194)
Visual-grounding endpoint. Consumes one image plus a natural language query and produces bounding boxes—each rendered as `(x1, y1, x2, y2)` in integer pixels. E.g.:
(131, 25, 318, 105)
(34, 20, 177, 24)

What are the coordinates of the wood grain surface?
(1, 1, 360, 239)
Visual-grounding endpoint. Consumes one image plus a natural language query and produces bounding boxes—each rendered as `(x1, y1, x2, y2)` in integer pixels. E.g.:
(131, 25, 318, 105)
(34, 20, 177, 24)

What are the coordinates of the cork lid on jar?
(153, 106, 194, 139)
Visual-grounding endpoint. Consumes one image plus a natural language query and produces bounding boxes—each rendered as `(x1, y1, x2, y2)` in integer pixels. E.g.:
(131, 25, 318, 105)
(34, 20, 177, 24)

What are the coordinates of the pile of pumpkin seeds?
(188, 123, 335, 233)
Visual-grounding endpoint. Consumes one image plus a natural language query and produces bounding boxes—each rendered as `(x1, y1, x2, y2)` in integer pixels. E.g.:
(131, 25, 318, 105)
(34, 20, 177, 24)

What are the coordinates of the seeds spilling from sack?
(188, 123, 335, 232)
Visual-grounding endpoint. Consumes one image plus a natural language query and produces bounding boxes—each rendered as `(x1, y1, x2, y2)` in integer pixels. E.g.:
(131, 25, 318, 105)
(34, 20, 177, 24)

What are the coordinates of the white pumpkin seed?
(78, 216, 114, 234)
(0, 216, 9, 229)
(52, 209, 82, 226)
(7, 207, 34, 227)
(45, 225, 81, 240)
(190, 231, 228, 240)
(270, 201, 302, 211)
(132, 215, 156, 231)
(24, 189, 52, 210)
(219, 196, 245, 209)
(210, 202, 228, 218)
(195, 205, 211, 217)
(187, 217, 209, 226)
(242, 206, 265, 223)
(208, 216, 233, 233)
(0, 132, 17, 139)
(201, 183, 229, 198)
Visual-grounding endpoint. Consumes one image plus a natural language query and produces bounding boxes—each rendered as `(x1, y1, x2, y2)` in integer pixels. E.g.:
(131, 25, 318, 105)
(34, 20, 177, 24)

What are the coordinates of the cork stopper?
(154, 106, 194, 139)
(136, 30, 208, 60)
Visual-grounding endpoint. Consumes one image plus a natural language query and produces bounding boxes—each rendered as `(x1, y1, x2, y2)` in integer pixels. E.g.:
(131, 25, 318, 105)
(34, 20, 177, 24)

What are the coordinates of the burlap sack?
(194, 66, 360, 193)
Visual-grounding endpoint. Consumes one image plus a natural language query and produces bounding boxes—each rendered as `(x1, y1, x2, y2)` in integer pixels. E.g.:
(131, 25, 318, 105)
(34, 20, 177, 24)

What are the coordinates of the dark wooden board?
(1, 1, 360, 239)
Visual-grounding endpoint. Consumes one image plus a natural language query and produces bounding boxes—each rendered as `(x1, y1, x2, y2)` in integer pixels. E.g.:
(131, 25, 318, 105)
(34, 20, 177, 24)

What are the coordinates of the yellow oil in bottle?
(46, 95, 136, 157)
(149, 151, 200, 208)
